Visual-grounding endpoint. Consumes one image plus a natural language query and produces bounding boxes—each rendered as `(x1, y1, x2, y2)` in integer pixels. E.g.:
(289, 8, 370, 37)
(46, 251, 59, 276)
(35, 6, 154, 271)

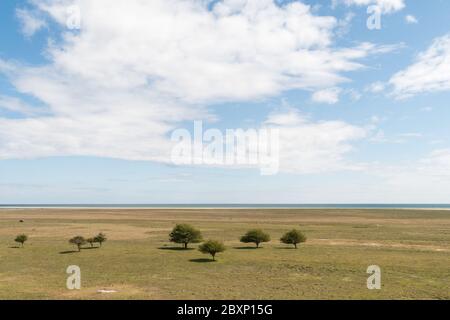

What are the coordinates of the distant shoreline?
(1, 204, 450, 210)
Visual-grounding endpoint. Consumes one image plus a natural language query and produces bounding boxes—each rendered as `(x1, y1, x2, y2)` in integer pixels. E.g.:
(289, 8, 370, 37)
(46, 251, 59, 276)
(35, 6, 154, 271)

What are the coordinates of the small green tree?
(280, 229, 307, 249)
(169, 224, 203, 249)
(94, 233, 107, 247)
(15, 234, 28, 247)
(86, 237, 96, 248)
(240, 229, 271, 248)
(69, 236, 86, 252)
(198, 240, 226, 261)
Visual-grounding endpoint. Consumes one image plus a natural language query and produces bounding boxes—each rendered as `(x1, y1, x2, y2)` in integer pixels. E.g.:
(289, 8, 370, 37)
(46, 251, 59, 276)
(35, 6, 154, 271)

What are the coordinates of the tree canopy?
(69, 236, 86, 252)
(169, 224, 203, 249)
(240, 229, 271, 248)
(15, 234, 28, 247)
(198, 240, 226, 261)
(280, 229, 307, 249)
(94, 233, 107, 246)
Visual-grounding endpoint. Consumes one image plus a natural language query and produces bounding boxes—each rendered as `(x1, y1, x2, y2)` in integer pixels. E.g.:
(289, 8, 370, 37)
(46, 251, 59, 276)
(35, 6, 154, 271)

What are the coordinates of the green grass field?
(0, 208, 449, 300)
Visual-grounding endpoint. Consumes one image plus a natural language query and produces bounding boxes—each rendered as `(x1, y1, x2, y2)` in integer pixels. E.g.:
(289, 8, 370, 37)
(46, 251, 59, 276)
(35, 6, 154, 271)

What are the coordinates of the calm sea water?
(1, 204, 450, 209)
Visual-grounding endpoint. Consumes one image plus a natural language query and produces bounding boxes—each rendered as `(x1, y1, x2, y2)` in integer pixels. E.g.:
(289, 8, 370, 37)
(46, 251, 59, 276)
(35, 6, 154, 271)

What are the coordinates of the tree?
(280, 229, 307, 249)
(94, 233, 107, 247)
(240, 229, 271, 248)
(169, 224, 203, 249)
(69, 236, 86, 252)
(198, 240, 226, 261)
(15, 234, 28, 247)
(86, 237, 96, 248)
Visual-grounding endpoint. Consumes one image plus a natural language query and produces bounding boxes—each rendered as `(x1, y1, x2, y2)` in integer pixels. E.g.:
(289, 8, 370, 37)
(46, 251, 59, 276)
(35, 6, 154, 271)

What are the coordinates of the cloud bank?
(390, 34, 450, 98)
(336, 0, 406, 14)
(0, 0, 384, 173)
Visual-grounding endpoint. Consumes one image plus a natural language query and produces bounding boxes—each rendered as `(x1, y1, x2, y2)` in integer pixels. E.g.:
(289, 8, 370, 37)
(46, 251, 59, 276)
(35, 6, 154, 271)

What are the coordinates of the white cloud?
(264, 108, 306, 126)
(421, 149, 450, 169)
(38, 0, 382, 102)
(399, 132, 422, 138)
(405, 14, 418, 24)
(370, 130, 423, 144)
(309, 149, 450, 203)
(265, 109, 368, 173)
(0, 0, 387, 172)
(0, 95, 47, 116)
(311, 87, 342, 104)
(366, 81, 386, 93)
(370, 129, 387, 142)
(346, 89, 362, 101)
(310, 148, 450, 203)
(429, 139, 444, 145)
(336, 12, 355, 37)
(335, 0, 406, 14)
(370, 149, 450, 201)
(390, 34, 450, 98)
(16, 8, 46, 37)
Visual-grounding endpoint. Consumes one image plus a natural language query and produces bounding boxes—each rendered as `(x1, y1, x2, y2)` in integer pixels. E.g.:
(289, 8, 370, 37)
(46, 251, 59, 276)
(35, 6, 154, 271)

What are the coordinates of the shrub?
(240, 229, 271, 248)
(15, 234, 28, 247)
(94, 233, 107, 247)
(69, 236, 86, 252)
(198, 240, 226, 261)
(86, 237, 96, 247)
(169, 224, 203, 249)
(280, 229, 307, 249)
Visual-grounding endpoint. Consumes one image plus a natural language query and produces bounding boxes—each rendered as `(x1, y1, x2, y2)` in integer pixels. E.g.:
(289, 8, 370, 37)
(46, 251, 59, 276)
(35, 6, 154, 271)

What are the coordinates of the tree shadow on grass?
(189, 258, 215, 263)
(233, 246, 260, 250)
(83, 247, 100, 250)
(158, 247, 195, 251)
(9, 246, 22, 249)
(59, 250, 79, 254)
(275, 246, 298, 250)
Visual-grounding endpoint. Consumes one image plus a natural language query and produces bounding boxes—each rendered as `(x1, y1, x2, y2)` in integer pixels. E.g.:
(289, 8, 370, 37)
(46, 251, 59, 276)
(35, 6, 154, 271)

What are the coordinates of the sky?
(1, 0, 450, 204)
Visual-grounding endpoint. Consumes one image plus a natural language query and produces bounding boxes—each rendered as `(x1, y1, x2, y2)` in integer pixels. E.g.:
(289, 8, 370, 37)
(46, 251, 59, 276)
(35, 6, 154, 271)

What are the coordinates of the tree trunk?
(212, 253, 216, 261)
(78, 245, 81, 252)
(256, 242, 260, 248)
(294, 243, 297, 249)
(184, 242, 188, 249)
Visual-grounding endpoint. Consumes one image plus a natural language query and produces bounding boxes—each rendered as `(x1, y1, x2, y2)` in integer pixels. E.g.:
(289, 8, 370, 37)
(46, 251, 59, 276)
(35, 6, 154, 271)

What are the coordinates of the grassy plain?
(0, 208, 449, 300)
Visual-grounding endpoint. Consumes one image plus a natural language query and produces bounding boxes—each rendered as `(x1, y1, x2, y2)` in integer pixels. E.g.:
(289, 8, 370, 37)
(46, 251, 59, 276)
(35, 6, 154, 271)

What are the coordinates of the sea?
(1, 204, 450, 209)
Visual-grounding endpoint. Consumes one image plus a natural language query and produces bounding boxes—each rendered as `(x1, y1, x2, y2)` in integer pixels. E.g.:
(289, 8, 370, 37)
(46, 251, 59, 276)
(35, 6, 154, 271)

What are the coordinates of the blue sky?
(1, 0, 450, 204)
